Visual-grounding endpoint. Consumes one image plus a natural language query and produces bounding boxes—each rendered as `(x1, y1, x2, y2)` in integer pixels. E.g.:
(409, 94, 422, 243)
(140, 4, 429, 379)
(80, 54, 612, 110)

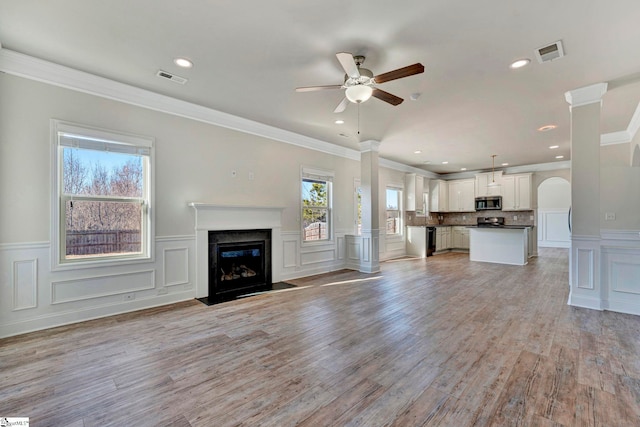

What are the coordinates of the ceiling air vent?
(156, 70, 187, 84)
(535, 41, 564, 63)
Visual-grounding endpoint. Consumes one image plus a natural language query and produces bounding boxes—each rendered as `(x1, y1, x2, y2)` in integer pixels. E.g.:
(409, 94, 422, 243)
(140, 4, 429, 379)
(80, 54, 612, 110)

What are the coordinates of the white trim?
(564, 82, 608, 107)
(601, 130, 631, 146)
(600, 229, 640, 241)
(50, 119, 155, 271)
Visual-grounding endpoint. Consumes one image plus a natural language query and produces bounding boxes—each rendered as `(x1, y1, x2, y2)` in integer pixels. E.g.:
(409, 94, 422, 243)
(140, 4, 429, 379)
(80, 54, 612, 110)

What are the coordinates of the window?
(301, 168, 333, 242)
(386, 187, 402, 235)
(52, 121, 153, 267)
(355, 180, 362, 236)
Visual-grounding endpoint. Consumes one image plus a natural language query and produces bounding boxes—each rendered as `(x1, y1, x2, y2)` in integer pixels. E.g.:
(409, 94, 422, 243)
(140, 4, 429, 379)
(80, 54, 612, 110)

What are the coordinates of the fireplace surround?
(189, 203, 284, 300)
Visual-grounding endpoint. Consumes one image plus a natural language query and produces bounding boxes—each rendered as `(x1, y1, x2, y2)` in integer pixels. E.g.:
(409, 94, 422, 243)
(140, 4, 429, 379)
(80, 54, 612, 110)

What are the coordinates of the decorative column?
(564, 82, 607, 310)
(358, 140, 381, 273)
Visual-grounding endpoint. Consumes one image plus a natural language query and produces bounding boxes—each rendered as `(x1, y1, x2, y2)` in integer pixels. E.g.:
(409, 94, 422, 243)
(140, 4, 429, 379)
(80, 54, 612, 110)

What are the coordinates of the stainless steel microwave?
(475, 196, 502, 211)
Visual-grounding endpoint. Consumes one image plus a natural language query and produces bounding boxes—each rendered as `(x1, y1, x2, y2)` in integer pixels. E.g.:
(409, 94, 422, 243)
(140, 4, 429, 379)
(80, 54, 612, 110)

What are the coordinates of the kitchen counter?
(469, 227, 529, 266)
(466, 225, 532, 229)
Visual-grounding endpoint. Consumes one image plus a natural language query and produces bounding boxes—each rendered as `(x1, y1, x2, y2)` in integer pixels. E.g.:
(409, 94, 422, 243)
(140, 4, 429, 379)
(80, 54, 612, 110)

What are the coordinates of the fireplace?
(208, 229, 271, 303)
(189, 203, 284, 300)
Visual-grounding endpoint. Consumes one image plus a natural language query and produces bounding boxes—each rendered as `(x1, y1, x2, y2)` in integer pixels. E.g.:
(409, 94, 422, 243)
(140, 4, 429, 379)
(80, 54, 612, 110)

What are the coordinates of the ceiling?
(2, 0, 640, 174)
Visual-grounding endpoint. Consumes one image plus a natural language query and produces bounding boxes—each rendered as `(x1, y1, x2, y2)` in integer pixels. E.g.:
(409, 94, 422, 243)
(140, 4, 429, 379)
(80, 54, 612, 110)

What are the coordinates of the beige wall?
(600, 142, 640, 229)
(0, 73, 368, 243)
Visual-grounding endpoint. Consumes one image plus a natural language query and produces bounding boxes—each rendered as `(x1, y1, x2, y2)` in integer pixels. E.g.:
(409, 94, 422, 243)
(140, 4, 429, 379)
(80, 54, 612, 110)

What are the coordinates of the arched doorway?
(537, 177, 571, 248)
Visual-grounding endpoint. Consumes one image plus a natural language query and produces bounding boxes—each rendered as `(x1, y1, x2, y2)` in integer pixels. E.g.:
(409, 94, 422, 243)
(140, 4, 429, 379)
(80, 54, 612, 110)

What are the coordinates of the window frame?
(385, 186, 403, 236)
(301, 167, 334, 244)
(51, 120, 155, 270)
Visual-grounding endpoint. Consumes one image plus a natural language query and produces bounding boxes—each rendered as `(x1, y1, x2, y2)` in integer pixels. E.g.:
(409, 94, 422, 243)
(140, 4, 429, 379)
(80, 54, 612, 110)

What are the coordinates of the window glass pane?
(63, 147, 143, 198)
(65, 199, 142, 257)
(302, 208, 328, 241)
(386, 188, 399, 210)
(356, 186, 362, 235)
(386, 210, 400, 234)
(302, 179, 327, 207)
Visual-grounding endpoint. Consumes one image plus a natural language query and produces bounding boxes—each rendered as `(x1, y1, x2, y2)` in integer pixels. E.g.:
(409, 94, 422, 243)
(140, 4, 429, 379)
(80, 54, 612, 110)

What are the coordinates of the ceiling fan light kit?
(345, 85, 373, 103)
(296, 52, 424, 111)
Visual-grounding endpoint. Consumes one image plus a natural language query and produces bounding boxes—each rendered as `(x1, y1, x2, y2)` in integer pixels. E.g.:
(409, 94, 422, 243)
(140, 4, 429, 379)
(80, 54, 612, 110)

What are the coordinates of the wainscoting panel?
(538, 209, 570, 248)
(282, 239, 298, 269)
(576, 248, 595, 290)
(13, 258, 38, 310)
(163, 247, 189, 287)
(602, 245, 640, 315)
(0, 237, 196, 338)
(51, 270, 156, 304)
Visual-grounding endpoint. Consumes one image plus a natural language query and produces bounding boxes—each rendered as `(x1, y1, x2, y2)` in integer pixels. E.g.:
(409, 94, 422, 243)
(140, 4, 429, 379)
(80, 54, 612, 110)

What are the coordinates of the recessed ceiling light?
(510, 58, 531, 69)
(538, 124, 557, 132)
(414, 150, 422, 154)
(423, 161, 431, 165)
(501, 163, 509, 166)
(549, 145, 559, 149)
(460, 168, 467, 171)
(174, 58, 193, 68)
(334, 120, 345, 125)
(339, 133, 349, 138)
(442, 161, 449, 164)
(555, 155, 564, 159)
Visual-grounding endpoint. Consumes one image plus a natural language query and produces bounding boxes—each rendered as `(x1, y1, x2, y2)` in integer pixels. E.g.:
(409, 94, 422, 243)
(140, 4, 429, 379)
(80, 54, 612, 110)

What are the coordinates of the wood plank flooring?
(2, 248, 640, 426)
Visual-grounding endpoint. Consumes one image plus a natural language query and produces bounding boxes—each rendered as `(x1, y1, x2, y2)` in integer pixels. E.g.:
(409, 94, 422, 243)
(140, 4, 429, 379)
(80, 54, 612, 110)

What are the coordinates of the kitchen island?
(469, 226, 530, 266)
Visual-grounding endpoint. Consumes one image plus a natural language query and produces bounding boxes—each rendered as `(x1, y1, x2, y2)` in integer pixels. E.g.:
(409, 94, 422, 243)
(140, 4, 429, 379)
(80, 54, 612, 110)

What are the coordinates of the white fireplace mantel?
(189, 203, 285, 298)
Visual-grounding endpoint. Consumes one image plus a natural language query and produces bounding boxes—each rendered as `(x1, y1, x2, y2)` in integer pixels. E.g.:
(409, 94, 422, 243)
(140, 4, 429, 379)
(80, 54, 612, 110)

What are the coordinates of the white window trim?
(385, 185, 403, 237)
(301, 166, 334, 245)
(50, 119, 155, 270)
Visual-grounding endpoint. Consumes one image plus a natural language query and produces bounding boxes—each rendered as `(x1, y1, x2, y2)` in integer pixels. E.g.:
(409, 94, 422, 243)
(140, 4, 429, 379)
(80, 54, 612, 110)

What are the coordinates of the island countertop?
(468, 227, 529, 265)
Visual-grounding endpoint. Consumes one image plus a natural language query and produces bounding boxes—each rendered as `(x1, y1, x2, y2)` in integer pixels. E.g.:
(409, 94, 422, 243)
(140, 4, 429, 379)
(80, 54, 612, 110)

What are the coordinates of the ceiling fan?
(296, 52, 425, 113)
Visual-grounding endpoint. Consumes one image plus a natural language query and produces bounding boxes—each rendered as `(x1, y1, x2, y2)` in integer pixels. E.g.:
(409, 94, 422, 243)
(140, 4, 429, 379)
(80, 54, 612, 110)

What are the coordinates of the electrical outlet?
(462, 215, 466, 220)
(248, 172, 254, 180)
(123, 293, 135, 301)
(157, 287, 168, 295)
(530, 215, 534, 221)
(605, 212, 616, 221)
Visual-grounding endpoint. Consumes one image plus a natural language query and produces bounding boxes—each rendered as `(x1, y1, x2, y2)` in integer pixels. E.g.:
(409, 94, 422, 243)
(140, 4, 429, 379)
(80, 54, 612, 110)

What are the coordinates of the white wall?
(0, 72, 412, 337)
(537, 177, 571, 248)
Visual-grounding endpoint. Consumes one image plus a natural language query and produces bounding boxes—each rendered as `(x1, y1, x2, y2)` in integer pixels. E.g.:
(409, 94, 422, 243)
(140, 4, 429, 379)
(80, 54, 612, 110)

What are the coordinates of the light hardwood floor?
(2, 248, 640, 426)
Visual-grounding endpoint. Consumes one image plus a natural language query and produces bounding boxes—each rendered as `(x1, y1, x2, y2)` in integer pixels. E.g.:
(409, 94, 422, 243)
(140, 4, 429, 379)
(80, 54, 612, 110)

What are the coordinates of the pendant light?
(487, 154, 500, 187)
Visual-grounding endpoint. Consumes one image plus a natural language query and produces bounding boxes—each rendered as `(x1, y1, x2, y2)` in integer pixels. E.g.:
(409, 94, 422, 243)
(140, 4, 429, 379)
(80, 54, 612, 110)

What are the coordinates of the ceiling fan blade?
(333, 97, 348, 113)
(336, 52, 360, 78)
(373, 63, 425, 84)
(295, 85, 342, 92)
(372, 88, 404, 106)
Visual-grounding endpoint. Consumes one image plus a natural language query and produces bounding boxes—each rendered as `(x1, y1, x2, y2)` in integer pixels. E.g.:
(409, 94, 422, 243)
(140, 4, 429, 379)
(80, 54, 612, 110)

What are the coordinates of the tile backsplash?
(405, 210, 535, 227)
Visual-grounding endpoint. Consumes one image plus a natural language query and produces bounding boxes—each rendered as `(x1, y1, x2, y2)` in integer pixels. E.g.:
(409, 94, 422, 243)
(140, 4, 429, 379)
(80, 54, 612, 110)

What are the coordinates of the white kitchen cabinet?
(404, 173, 425, 214)
(452, 226, 470, 249)
(501, 173, 532, 210)
(448, 179, 475, 212)
(435, 226, 451, 252)
(475, 172, 503, 197)
(429, 179, 448, 213)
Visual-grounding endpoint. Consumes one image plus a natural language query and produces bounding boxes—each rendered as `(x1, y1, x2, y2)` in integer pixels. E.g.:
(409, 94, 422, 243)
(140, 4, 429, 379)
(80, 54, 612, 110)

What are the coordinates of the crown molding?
(0, 48, 364, 162)
(564, 82, 608, 107)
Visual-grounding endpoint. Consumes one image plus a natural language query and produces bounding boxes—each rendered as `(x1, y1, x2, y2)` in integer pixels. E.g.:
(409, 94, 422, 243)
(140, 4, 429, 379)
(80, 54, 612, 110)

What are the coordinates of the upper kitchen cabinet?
(475, 171, 503, 197)
(405, 173, 426, 215)
(429, 179, 448, 213)
(501, 173, 533, 210)
(448, 179, 475, 212)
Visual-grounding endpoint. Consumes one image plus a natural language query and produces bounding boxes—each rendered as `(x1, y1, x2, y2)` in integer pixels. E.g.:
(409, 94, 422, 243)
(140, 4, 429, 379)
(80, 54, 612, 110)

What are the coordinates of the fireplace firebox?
(208, 229, 271, 303)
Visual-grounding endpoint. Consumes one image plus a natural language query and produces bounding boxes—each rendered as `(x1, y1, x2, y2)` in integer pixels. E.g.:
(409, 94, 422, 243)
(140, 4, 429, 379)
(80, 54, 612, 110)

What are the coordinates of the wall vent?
(535, 41, 564, 63)
(156, 70, 188, 84)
